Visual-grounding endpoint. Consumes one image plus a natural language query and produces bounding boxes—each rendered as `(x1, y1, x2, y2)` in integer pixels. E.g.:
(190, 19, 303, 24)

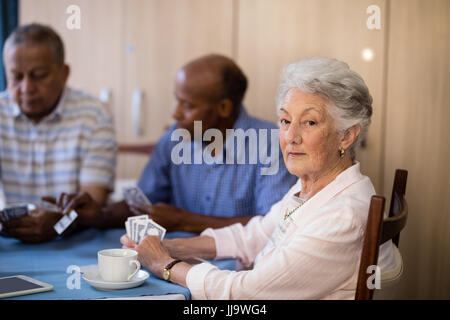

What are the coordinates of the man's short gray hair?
(3, 23, 65, 65)
(276, 57, 373, 160)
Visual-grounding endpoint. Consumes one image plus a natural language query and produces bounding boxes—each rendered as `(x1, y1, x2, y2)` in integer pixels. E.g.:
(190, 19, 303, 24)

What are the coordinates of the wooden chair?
(355, 169, 408, 300)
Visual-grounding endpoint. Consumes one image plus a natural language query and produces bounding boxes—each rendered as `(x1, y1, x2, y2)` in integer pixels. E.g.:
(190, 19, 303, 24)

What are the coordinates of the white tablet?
(0, 275, 53, 298)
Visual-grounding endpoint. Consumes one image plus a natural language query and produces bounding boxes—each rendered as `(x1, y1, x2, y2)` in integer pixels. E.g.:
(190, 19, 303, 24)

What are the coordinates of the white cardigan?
(186, 163, 395, 299)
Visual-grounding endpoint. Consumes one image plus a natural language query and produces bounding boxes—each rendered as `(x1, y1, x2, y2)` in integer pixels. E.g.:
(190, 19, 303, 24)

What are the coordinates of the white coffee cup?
(98, 248, 141, 282)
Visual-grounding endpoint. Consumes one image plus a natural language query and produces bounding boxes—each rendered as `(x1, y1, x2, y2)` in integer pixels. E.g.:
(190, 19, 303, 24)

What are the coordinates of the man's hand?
(130, 202, 190, 232)
(54, 191, 103, 227)
(1, 208, 62, 243)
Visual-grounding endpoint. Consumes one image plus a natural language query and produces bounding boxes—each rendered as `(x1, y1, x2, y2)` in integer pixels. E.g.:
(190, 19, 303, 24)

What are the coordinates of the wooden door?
(119, 0, 234, 178)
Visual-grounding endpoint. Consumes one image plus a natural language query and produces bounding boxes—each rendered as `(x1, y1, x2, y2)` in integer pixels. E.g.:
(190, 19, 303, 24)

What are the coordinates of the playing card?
(135, 220, 149, 244)
(143, 219, 166, 241)
(1, 205, 29, 221)
(125, 220, 131, 238)
(126, 215, 148, 242)
(133, 219, 139, 242)
(124, 214, 166, 243)
(53, 210, 78, 235)
(123, 187, 152, 207)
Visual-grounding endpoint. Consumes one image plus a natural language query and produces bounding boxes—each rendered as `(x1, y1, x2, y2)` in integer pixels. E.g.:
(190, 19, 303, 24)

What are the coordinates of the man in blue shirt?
(62, 54, 296, 233)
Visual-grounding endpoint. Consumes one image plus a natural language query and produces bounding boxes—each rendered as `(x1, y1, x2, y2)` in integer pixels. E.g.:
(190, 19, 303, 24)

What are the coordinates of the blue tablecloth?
(0, 228, 236, 300)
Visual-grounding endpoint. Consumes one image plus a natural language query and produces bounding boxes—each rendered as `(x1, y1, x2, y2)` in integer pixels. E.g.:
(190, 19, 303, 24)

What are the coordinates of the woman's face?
(279, 88, 342, 179)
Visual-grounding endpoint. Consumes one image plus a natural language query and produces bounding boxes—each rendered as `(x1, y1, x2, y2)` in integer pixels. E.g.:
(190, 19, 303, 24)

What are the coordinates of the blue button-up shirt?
(138, 107, 297, 217)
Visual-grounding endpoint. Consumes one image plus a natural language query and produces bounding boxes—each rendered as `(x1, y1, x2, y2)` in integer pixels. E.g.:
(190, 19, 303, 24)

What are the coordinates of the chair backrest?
(355, 169, 408, 300)
(118, 143, 156, 155)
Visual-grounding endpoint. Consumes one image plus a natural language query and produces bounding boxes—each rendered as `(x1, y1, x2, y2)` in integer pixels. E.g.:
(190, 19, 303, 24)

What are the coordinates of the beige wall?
(19, 0, 450, 299)
(383, 0, 450, 299)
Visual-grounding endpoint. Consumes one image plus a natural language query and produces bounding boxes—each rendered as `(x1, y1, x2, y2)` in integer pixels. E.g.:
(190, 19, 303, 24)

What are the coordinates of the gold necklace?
(284, 203, 302, 220)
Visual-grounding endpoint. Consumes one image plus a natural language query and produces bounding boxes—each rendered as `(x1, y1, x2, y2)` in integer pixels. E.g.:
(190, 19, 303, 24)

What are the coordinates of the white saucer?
(82, 268, 149, 290)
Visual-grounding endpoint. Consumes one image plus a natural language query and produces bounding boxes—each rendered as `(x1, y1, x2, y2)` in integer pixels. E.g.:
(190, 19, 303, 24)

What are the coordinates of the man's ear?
(340, 124, 361, 150)
(61, 64, 70, 85)
(217, 99, 233, 118)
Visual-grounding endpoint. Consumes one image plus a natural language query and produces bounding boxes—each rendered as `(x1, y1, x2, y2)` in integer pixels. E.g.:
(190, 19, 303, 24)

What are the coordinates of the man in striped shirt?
(0, 24, 116, 242)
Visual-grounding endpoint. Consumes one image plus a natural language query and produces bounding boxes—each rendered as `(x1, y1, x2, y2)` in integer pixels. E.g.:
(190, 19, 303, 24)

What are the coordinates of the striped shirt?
(0, 87, 117, 204)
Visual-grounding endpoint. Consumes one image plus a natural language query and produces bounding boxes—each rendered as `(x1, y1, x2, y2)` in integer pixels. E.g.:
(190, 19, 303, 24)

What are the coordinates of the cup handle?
(127, 260, 141, 281)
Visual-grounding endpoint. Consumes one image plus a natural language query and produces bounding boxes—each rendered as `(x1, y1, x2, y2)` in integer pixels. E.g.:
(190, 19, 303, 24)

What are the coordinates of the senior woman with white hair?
(121, 57, 396, 299)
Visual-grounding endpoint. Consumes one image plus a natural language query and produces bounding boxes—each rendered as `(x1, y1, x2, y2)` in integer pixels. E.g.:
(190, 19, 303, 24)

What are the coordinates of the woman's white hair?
(276, 57, 373, 160)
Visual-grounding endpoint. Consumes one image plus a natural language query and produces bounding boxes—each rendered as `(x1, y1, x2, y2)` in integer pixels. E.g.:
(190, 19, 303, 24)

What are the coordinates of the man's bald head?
(179, 54, 247, 110)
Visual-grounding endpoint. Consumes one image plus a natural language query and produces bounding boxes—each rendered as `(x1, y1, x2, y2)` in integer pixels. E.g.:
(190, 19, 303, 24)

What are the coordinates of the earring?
(340, 148, 345, 158)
